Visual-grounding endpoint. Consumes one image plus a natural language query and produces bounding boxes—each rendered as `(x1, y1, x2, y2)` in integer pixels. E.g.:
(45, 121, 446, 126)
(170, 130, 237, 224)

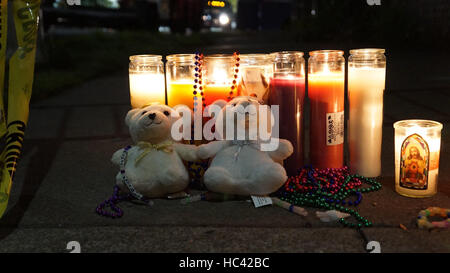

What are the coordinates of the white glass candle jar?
(348, 48, 386, 177)
(394, 120, 443, 198)
(129, 55, 165, 108)
(237, 54, 273, 103)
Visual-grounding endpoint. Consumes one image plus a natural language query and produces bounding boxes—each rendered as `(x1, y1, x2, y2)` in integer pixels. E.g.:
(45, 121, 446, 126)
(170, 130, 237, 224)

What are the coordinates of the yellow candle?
(166, 54, 197, 109)
(129, 73, 165, 108)
(394, 120, 443, 198)
(167, 81, 195, 108)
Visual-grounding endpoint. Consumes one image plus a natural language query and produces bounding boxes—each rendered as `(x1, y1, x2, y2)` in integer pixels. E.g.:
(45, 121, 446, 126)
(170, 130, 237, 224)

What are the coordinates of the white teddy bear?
(111, 104, 198, 198)
(197, 96, 294, 196)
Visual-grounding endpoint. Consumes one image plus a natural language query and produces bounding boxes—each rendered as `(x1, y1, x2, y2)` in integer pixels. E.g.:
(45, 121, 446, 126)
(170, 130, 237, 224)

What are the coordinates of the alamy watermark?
(171, 103, 280, 151)
(367, 0, 381, 6)
(66, 0, 81, 6)
(66, 241, 81, 253)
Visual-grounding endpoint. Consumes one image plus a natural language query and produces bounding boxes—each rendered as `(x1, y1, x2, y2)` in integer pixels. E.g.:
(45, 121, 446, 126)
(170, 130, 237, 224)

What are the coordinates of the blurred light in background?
(219, 13, 230, 25)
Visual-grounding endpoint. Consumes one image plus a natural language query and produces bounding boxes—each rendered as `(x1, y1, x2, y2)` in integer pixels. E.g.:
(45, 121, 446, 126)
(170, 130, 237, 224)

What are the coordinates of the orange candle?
(203, 54, 236, 105)
(308, 50, 345, 169)
(203, 84, 230, 106)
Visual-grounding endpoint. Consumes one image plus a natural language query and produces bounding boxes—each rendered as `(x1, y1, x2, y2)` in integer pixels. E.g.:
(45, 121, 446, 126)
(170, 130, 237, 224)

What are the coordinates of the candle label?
(400, 134, 429, 190)
(326, 111, 344, 146)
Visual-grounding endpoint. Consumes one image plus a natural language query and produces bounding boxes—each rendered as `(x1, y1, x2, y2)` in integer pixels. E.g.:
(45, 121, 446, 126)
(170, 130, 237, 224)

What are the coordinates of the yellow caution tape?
(0, 0, 8, 137)
(0, 0, 41, 218)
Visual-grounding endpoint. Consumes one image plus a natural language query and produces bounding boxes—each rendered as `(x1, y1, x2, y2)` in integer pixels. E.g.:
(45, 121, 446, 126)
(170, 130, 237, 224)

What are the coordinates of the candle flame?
(323, 62, 331, 74)
(212, 68, 229, 85)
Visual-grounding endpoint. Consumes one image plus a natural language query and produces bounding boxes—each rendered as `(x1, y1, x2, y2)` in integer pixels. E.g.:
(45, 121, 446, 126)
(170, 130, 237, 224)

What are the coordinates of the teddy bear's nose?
(148, 113, 156, 120)
(240, 101, 250, 107)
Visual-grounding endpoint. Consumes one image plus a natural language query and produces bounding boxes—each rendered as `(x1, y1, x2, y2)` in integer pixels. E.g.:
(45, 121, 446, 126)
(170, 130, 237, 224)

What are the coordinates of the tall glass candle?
(269, 51, 305, 175)
(166, 54, 196, 109)
(203, 54, 236, 106)
(129, 55, 165, 108)
(308, 50, 345, 169)
(394, 120, 442, 198)
(238, 54, 273, 103)
(348, 49, 386, 177)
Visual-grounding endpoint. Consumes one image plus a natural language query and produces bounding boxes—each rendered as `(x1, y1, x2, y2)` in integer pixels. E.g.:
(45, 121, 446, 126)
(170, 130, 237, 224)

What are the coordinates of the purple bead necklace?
(96, 145, 153, 218)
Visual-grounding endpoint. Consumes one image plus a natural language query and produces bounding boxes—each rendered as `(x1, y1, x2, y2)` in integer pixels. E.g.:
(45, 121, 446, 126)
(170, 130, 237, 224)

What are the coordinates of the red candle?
(308, 50, 345, 169)
(269, 77, 305, 175)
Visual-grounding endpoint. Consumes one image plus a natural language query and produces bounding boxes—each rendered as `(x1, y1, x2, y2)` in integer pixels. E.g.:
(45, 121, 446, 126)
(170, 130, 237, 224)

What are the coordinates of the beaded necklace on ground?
(277, 166, 382, 229)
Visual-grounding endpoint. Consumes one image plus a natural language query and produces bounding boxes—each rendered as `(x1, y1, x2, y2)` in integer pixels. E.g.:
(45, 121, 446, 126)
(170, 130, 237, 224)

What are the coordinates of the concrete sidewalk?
(0, 46, 449, 252)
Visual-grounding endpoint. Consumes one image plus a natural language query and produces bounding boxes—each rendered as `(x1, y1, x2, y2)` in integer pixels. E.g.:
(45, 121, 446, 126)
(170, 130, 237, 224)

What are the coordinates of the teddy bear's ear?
(212, 99, 228, 109)
(125, 108, 140, 126)
(204, 99, 227, 118)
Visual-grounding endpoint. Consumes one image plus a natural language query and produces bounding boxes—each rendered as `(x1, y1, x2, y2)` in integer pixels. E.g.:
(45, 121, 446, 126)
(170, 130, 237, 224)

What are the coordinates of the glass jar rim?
(309, 50, 344, 56)
(204, 54, 234, 60)
(240, 53, 271, 59)
(393, 119, 443, 130)
(166, 54, 196, 61)
(349, 48, 385, 55)
(270, 51, 304, 58)
(129, 54, 162, 62)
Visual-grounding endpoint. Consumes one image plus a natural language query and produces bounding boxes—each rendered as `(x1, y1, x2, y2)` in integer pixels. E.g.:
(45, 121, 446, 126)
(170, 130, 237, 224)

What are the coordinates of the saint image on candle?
(400, 135, 429, 190)
(394, 120, 442, 198)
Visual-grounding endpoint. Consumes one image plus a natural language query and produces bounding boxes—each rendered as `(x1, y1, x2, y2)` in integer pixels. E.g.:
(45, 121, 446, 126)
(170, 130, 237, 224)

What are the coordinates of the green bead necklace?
(278, 166, 382, 228)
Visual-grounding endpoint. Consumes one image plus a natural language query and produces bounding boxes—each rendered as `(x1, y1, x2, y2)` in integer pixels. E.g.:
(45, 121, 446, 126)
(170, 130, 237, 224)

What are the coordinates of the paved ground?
(0, 33, 449, 253)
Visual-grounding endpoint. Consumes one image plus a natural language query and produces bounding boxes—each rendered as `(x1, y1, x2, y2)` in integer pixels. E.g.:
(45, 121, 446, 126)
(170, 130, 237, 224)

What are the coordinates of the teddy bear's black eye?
(141, 111, 147, 115)
(163, 110, 170, 116)
(232, 103, 236, 107)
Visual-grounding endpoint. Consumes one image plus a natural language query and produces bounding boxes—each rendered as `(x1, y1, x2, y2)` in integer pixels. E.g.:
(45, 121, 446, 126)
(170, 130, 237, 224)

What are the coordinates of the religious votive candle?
(203, 54, 236, 106)
(308, 50, 345, 169)
(238, 54, 272, 103)
(129, 55, 165, 108)
(394, 120, 443, 198)
(166, 54, 197, 109)
(348, 49, 386, 177)
(269, 51, 306, 176)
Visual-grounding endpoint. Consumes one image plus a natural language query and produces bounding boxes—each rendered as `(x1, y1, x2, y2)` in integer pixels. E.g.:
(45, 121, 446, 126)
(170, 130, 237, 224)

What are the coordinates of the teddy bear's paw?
(197, 145, 212, 160)
(111, 148, 125, 165)
(203, 167, 242, 194)
(247, 163, 287, 195)
(278, 139, 294, 158)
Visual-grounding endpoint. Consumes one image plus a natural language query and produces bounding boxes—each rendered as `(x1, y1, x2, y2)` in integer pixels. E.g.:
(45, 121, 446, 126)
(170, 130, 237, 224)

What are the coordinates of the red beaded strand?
(283, 166, 363, 195)
(228, 51, 240, 101)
